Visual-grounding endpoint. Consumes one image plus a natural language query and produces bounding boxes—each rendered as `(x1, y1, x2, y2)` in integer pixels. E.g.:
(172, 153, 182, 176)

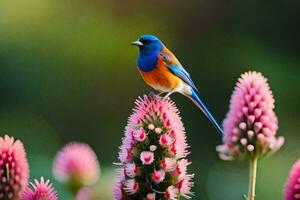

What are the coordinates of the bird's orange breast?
(138, 58, 182, 92)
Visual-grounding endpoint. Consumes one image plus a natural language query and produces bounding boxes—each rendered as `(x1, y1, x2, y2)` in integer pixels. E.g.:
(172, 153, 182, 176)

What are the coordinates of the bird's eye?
(140, 39, 150, 44)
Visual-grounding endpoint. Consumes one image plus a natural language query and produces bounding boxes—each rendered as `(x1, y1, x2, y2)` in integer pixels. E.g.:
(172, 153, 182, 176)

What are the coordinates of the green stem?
(248, 157, 258, 200)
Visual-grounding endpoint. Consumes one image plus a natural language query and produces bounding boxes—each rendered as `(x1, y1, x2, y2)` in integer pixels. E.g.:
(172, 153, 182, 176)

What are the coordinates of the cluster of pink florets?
(53, 142, 100, 194)
(53, 142, 100, 199)
(0, 135, 58, 200)
(217, 71, 284, 160)
(22, 177, 58, 200)
(285, 159, 300, 200)
(114, 95, 194, 200)
(0, 134, 101, 200)
(0, 135, 29, 200)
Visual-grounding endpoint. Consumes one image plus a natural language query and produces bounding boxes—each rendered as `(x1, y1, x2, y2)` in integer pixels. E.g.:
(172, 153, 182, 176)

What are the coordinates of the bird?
(131, 34, 223, 136)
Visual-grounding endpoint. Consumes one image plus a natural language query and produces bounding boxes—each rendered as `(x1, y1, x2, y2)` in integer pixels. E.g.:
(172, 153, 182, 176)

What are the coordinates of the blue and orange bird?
(131, 35, 223, 136)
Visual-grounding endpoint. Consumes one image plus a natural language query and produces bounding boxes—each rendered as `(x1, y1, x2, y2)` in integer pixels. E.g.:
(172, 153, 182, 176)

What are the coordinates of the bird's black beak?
(131, 40, 143, 46)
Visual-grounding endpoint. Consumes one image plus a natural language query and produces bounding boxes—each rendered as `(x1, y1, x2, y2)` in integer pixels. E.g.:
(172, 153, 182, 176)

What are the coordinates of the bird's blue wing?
(160, 53, 223, 136)
(167, 65, 199, 92)
(159, 52, 199, 92)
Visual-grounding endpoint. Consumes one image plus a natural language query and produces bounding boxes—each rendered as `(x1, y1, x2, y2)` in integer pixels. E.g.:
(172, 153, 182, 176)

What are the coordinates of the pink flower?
(146, 193, 156, 200)
(0, 135, 29, 200)
(114, 95, 193, 199)
(284, 159, 300, 200)
(22, 177, 57, 200)
(53, 142, 100, 192)
(140, 151, 154, 165)
(151, 170, 165, 184)
(217, 71, 284, 160)
(165, 186, 178, 200)
(177, 175, 194, 199)
(175, 159, 191, 179)
(123, 179, 138, 194)
(159, 133, 174, 147)
(161, 157, 177, 172)
(124, 163, 138, 178)
(133, 128, 147, 142)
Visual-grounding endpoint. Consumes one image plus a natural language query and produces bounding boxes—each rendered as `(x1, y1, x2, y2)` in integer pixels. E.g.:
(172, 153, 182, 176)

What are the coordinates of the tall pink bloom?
(114, 95, 194, 200)
(284, 159, 300, 200)
(22, 177, 58, 200)
(217, 71, 284, 200)
(217, 71, 284, 160)
(0, 135, 29, 200)
(53, 142, 100, 193)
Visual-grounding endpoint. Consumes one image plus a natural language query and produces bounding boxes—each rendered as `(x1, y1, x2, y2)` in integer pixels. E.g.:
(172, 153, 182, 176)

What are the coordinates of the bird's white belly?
(151, 81, 193, 96)
(175, 81, 193, 95)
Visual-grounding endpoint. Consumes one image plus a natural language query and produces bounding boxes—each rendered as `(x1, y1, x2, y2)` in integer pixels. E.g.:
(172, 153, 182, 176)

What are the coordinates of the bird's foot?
(148, 91, 156, 98)
(163, 91, 174, 100)
(148, 92, 164, 100)
(157, 92, 165, 96)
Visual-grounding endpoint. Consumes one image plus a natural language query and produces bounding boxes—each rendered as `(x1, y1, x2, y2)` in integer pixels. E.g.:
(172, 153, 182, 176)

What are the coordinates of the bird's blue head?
(131, 35, 164, 54)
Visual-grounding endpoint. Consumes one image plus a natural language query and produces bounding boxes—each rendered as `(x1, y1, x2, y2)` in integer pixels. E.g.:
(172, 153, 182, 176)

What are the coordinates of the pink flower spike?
(22, 177, 57, 200)
(114, 95, 193, 199)
(0, 135, 29, 200)
(53, 142, 100, 192)
(285, 159, 300, 200)
(218, 71, 284, 160)
(140, 151, 154, 165)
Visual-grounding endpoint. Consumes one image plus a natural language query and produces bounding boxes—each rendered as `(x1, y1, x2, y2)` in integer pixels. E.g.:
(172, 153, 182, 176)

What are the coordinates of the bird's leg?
(157, 92, 165, 96)
(163, 91, 175, 99)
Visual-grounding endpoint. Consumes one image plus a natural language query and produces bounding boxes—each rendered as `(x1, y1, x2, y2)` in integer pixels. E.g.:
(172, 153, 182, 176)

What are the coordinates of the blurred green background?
(0, 0, 299, 199)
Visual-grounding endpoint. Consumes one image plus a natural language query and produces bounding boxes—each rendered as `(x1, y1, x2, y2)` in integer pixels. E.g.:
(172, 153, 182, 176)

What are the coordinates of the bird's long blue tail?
(188, 89, 224, 136)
